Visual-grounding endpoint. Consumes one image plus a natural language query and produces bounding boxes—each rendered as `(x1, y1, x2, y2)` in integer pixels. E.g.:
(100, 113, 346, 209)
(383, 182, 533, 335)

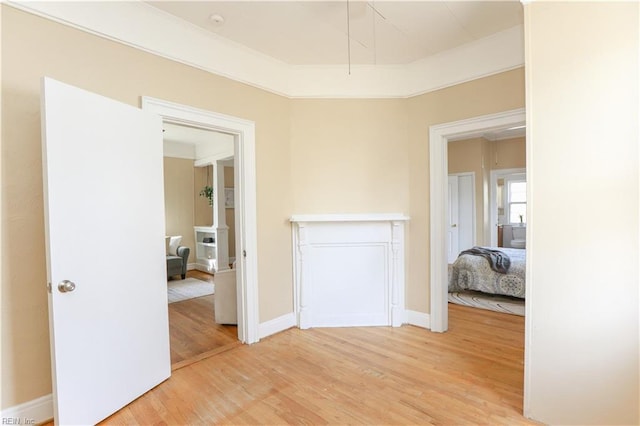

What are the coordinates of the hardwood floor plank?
(168, 271, 238, 364)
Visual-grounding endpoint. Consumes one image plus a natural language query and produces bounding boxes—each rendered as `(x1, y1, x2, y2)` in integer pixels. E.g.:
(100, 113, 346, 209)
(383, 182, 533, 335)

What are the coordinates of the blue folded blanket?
(459, 247, 511, 273)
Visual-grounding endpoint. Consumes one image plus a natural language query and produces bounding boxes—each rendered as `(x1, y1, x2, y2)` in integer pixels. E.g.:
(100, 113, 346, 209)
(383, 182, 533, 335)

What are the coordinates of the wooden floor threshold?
(171, 340, 242, 372)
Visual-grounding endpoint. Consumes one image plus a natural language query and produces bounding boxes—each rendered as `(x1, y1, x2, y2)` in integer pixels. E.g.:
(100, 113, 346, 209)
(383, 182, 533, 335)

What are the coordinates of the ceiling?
(163, 123, 234, 160)
(152, 1, 526, 144)
(146, 1, 524, 66)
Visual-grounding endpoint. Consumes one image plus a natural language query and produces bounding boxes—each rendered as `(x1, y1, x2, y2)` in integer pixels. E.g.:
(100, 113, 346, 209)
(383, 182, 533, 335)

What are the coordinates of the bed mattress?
(448, 247, 526, 299)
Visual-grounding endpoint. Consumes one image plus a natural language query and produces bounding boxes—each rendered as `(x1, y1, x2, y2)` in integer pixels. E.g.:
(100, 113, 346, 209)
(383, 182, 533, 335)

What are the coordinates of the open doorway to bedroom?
(446, 133, 526, 317)
(428, 108, 529, 418)
(429, 108, 526, 333)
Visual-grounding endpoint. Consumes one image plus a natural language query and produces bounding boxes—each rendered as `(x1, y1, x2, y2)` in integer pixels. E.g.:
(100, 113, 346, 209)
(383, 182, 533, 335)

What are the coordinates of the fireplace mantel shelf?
(290, 213, 409, 223)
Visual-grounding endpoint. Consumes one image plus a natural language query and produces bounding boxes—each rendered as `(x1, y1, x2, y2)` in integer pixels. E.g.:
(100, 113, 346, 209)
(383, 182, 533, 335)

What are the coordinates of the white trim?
(186, 263, 196, 271)
(522, 3, 534, 416)
(405, 310, 431, 330)
(290, 213, 409, 223)
(0, 394, 53, 424)
(258, 312, 297, 339)
(429, 108, 526, 333)
(489, 168, 526, 246)
(142, 97, 259, 344)
(7, 2, 524, 99)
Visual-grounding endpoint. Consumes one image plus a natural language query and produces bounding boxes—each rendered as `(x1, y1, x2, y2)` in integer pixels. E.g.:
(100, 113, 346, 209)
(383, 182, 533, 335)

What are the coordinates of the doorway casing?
(429, 107, 525, 333)
(142, 97, 259, 344)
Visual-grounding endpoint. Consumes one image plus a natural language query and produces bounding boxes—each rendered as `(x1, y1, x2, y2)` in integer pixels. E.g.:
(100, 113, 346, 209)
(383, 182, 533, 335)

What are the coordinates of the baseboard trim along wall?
(259, 312, 297, 339)
(405, 310, 431, 329)
(0, 394, 53, 425)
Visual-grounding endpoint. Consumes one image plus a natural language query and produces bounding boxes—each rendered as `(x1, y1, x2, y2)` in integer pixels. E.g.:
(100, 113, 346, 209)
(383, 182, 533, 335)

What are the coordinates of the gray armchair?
(167, 246, 190, 279)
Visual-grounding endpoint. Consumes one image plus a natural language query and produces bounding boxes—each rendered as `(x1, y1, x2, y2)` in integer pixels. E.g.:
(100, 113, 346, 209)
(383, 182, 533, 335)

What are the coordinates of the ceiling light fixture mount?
(208, 13, 225, 27)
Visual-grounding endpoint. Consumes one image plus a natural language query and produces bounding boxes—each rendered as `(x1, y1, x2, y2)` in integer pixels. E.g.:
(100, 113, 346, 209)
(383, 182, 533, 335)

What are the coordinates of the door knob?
(58, 280, 76, 293)
(451, 224, 457, 228)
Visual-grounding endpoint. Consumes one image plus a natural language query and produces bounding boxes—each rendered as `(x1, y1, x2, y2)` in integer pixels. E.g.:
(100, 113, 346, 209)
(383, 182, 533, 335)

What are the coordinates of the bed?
(448, 247, 525, 299)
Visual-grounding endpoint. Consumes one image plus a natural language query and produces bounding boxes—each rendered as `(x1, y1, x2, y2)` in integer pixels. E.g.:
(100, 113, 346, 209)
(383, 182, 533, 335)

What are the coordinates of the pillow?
(168, 236, 182, 256)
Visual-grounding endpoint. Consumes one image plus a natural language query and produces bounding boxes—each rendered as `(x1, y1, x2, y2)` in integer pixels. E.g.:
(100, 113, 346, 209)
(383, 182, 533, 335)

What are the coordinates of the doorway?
(428, 108, 526, 332)
(161, 124, 240, 366)
(142, 97, 260, 345)
(429, 107, 528, 415)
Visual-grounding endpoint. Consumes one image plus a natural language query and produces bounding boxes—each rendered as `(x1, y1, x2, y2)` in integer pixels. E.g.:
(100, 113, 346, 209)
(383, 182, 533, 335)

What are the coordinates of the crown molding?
(8, 1, 524, 99)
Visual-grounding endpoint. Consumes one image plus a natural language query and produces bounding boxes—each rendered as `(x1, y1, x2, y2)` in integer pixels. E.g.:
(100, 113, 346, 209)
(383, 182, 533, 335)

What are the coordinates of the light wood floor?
(97, 304, 538, 425)
(169, 270, 238, 366)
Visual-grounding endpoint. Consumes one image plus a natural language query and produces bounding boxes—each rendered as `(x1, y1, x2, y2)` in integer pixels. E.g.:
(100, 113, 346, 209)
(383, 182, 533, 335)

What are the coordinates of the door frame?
(429, 108, 525, 333)
(142, 97, 259, 344)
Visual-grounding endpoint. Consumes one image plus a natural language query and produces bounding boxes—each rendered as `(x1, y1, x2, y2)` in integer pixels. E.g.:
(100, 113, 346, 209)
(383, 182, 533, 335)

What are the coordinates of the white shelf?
(197, 242, 216, 247)
(194, 226, 218, 272)
(290, 213, 409, 223)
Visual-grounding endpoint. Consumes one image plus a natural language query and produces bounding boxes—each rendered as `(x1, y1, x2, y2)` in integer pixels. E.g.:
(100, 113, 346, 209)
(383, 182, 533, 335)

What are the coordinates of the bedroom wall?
(524, 1, 639, 424)
(448, 136, 525, 247)
(406, 68, 526, 314)
(490, 137, 525, 170)
(1, 5, 293, 409)
(163, 157, 196, 263)
(447, 137, 488, 246)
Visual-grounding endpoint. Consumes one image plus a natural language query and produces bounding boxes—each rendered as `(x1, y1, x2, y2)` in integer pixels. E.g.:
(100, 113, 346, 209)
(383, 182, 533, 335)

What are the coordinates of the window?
(506, 178, 526, 224)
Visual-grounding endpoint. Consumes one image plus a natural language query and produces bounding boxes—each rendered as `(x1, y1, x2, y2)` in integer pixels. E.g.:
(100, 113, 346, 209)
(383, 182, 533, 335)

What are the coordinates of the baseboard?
(187, 263, 196, 271)
(0, 394, 53, 424)
(259, 312, 296, 339)
(405, 310, 431, 329)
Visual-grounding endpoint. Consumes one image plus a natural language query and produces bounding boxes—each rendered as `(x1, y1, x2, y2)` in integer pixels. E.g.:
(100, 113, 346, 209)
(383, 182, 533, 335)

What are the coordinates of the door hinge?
(47, 282, 52, 293)
(243, 249, 247, 258)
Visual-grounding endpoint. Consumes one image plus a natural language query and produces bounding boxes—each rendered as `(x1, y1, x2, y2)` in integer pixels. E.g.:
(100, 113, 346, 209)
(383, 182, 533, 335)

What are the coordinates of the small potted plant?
(199, 185, 213, 206)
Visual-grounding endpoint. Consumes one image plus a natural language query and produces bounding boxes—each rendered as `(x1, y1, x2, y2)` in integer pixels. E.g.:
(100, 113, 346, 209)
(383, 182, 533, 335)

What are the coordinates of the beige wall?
(163, 157, 195, 263)
(194, 165, 213, 227)
(406, 68, 526, 313)
(290, 99, 409, 214)
(1, 6, 292, 409)
(490, 137, 525, 170)
(448, 137, 489, 245)
(524, 2, 638, 424)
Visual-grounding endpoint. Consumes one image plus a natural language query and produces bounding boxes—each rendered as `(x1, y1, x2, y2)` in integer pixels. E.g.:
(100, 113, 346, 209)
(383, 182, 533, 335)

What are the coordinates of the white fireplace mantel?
(291, 213, 409, 329)
(290, 213, 409, 223)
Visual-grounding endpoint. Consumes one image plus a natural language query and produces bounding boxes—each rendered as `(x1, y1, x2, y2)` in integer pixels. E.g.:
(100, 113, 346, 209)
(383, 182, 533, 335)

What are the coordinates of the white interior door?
(447, 175, 459, 263)
(457, 174, 474, 252)
(41, 77, 170, 425)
